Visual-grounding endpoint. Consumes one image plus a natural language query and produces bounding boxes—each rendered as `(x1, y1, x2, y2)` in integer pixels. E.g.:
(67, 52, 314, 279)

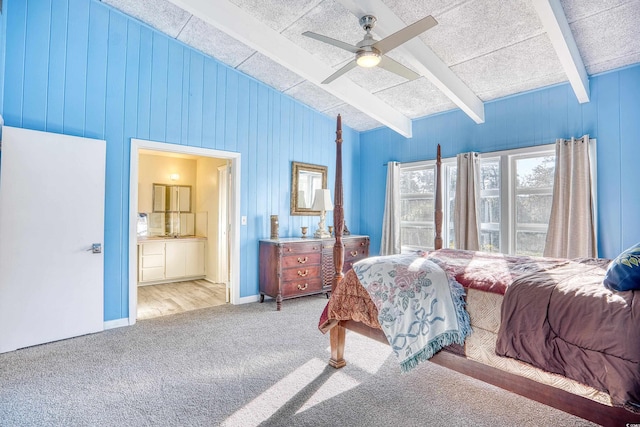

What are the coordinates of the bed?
(321, 115, 640, 426)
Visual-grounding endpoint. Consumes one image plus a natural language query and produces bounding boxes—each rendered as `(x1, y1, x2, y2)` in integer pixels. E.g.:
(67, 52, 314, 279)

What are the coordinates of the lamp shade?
(311, 188, 333, 211)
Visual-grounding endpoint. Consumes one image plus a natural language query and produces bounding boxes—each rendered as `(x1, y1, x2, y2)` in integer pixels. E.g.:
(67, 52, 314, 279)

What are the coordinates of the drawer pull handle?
(297, 269, 309, 277)
(297, 256, 308, 264)
(350, 251, 358, 257)
(361, 242, 366, 246)
(297, 283, 308, 291)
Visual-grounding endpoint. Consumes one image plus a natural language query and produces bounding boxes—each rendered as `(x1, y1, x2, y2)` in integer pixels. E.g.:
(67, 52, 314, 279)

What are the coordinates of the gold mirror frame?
(290, 161, 328, 215)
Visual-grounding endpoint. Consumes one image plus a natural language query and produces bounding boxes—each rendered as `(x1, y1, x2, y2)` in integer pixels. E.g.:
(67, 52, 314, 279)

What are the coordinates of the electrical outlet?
(241, 216, 247, 225)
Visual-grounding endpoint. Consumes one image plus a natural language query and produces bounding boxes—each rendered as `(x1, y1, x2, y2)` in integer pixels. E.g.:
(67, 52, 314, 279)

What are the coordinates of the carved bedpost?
(434, 144, 443, 250)
(329, 114, 347, 369)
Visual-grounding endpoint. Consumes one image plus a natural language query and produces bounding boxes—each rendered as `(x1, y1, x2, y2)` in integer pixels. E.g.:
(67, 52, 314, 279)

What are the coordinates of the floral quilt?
(352, 255, 471, 372)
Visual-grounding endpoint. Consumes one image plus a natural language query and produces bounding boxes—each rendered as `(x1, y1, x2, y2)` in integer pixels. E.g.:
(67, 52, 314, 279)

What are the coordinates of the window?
(399, 166, 435, 251)
(398, 144, 556, 256)
(511, 154, 555, 256)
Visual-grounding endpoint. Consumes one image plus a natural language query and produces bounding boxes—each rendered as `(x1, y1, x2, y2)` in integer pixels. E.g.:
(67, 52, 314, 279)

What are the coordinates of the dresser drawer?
(281, 242, 322, 254)
(281, 265, 321, 282)
(282, 277, 323, 297)
(281, 251, 321, 268)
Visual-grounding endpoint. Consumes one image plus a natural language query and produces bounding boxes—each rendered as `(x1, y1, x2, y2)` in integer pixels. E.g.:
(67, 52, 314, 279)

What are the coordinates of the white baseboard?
(234, 295, 260, 305)
(104, 318, 130, 330)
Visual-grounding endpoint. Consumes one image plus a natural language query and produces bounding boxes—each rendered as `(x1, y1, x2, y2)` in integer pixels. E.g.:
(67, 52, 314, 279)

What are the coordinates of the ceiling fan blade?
(377, 56, 420, 81)
(322, 60, 358, 84)
(302, 31, 359, 53)
(373, 15, 438, 55)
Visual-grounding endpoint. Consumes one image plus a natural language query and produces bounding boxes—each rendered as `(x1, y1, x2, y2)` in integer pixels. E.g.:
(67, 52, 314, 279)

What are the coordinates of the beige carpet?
(0, 296, 594, 426)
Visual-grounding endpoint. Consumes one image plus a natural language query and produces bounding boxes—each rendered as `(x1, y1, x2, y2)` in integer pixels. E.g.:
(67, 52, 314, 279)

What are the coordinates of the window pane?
(401, 226, 434, 250)
(400, 169, 434, 194)
(480, 161, 500, 190)
(516, 231, 546, 256)
(516, 156, 555, 189)
(516, 194, 553, 224)
(401, 198, 434, 222)
(448, 166, 457, 192)
(479, 195, 500, 224)
(480, 230, 500, 253)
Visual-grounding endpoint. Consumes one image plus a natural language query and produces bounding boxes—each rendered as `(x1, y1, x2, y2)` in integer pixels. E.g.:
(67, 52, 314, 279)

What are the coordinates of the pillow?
(604, 242, 640, 291)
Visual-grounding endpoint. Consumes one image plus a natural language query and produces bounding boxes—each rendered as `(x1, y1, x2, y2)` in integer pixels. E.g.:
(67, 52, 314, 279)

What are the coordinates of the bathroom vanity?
(137, 236, 206, 285)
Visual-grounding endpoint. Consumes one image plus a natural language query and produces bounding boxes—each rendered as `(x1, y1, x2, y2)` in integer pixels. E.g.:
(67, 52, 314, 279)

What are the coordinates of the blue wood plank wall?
(1, 0, 361, 321)
(360, 64, 640, 258)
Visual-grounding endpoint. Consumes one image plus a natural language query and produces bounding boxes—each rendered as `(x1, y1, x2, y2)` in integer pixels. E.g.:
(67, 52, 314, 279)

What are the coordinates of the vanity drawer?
(140, 267, 165, 282)
(141, 254, 164, 268)
(141, 242, 165, 255)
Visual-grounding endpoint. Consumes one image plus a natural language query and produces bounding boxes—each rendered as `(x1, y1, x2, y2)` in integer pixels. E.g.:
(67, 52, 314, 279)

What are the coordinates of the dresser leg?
(276, 294, 282, 311)
(259, 293, 264, 303)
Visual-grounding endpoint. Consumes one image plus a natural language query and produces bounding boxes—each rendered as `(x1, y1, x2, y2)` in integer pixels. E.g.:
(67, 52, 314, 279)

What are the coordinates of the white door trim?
(128, 139, 241, 324)
(217, 164, 230, 295)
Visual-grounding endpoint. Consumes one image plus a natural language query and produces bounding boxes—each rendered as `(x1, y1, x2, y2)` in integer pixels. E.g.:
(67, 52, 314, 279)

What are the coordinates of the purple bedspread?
(495, 257, 640, 412)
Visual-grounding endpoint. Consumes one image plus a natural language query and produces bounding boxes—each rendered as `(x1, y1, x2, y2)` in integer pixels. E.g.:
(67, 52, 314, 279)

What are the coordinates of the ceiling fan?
(303, 14, 438, 84)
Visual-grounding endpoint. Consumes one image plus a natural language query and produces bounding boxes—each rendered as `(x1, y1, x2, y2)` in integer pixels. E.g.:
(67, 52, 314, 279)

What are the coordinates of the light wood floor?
(137, 280, 227, 320)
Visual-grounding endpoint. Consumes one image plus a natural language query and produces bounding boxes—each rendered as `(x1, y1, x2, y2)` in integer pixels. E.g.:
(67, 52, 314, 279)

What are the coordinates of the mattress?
(464, 288, 612, 406)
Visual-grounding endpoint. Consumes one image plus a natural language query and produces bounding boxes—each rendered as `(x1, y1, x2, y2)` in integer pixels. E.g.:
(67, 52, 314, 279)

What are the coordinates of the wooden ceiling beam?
(532, 0, 590, 103)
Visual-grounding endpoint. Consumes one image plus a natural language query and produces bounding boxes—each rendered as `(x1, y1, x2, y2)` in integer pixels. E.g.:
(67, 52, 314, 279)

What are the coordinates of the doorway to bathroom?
(128, 139, 240, 323)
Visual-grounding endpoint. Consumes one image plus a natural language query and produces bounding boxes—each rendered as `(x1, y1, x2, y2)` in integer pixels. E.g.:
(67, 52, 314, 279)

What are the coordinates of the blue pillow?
(604, 242, 640, 291)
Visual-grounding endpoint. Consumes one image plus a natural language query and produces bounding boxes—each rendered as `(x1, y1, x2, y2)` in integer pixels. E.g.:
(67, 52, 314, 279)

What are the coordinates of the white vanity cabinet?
(165, 239, 205, 279)
(138, 238, 206, 285)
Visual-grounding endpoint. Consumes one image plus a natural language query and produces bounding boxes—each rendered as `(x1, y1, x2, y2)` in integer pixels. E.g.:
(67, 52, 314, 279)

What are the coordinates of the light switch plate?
(241, 216, 247, 225)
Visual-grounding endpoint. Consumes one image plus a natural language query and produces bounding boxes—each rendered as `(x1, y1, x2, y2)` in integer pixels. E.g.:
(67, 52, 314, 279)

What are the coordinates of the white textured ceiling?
(102, 0, 640, 135)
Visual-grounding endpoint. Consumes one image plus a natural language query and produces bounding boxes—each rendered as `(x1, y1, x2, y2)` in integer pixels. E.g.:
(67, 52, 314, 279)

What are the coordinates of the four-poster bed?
(323, 115, 640, 426)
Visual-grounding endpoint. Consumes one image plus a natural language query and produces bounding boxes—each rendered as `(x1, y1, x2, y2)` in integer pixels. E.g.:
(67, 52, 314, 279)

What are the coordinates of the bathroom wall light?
(169, 173, 180, 181)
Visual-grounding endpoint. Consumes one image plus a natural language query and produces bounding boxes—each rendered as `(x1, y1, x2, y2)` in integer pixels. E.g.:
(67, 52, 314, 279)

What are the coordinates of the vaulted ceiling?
(101, 0, 640, 137)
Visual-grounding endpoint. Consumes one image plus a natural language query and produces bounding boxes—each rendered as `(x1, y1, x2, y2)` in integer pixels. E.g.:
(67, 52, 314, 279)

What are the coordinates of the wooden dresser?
(259, 235, 369, 310)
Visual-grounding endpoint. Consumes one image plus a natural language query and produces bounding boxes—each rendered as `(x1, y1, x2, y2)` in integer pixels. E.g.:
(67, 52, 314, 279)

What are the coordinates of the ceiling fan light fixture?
(356, 50, 381, 68)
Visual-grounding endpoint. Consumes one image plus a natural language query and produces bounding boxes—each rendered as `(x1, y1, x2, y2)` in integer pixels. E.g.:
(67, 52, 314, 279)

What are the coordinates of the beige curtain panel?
(544, 135, 596, 258)
(380, 161, 401, 255)
(454, 152, 481, 250)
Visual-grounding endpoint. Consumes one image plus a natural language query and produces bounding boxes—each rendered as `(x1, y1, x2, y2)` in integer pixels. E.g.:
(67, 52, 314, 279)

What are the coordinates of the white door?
(0, 126, 106, 353)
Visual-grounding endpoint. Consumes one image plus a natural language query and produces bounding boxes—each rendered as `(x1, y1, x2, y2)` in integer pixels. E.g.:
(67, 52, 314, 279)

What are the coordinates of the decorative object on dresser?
(312, 188, 333, 238)
(300, 226, 308, 238)
(259, 235, 369, 310)
(270, 215, 279, 239)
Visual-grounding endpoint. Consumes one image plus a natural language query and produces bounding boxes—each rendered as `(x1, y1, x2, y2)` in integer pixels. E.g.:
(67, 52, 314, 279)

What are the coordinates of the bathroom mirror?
(152, 184, 192, 213)
(152, 184, 167, 212)
(291, 161, 328, 216)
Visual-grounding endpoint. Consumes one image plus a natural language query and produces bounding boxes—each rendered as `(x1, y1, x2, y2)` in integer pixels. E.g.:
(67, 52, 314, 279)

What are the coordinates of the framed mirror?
(291, 161, 328, 215)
